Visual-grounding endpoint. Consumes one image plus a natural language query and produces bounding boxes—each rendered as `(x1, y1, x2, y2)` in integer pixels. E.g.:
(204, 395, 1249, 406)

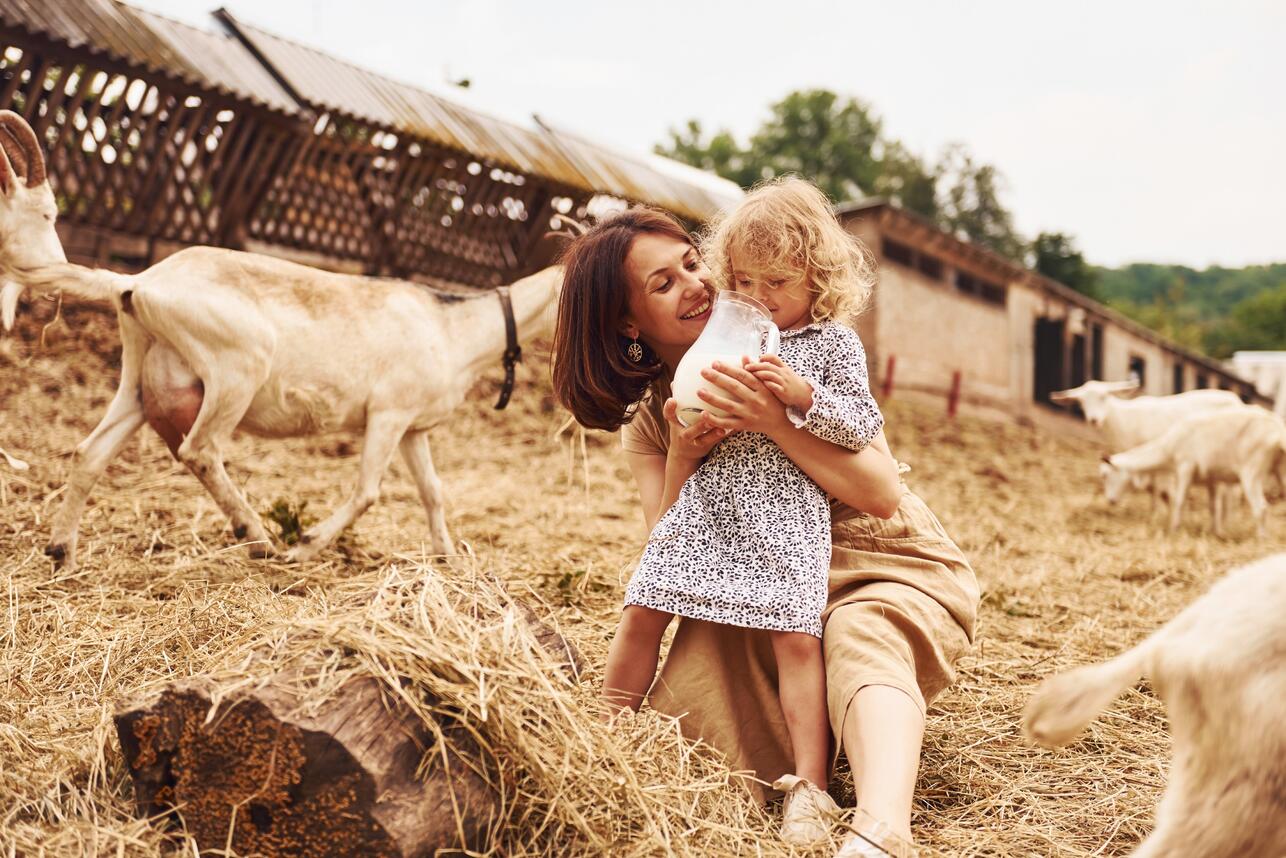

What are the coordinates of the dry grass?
(2, 296, 1283, 856)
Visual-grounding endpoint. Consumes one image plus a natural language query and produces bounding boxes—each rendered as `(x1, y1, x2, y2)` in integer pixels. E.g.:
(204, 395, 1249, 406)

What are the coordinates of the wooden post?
(948, 370, 962, 419)
(880, 355, 896, 400)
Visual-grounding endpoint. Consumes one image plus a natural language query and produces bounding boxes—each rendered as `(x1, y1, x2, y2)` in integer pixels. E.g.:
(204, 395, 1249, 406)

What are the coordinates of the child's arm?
(748, 325, 883, 452)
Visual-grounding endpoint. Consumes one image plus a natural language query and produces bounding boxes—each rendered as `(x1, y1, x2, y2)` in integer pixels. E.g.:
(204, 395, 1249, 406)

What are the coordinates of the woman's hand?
(697, 358, 793, 437)
(663, 398, 727, 463)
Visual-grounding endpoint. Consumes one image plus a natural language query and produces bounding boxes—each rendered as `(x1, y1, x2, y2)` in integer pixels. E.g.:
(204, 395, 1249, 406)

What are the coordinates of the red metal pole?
(881, 355, 896, 399)
(948, 370, 962, 418)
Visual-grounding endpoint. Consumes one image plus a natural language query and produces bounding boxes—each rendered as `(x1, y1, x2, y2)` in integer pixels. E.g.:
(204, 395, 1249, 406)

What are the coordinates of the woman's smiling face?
(621, 232, 714, 364)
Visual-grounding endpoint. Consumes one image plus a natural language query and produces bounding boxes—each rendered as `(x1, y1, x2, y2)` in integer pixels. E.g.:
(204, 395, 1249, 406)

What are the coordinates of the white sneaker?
(772, 774, 840, 846)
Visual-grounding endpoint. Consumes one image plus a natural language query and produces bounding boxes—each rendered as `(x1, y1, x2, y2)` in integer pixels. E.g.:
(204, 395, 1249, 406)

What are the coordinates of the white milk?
(671, 350, 748, 427)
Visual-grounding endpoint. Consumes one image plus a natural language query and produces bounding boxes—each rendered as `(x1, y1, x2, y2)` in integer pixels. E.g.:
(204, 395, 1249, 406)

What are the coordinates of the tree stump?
(115, 676, 496, 857)
(115, 599, 583, 856)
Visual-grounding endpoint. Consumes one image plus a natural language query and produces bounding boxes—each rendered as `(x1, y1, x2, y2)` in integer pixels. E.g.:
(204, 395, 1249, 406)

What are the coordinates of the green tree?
(741, 89, 883, 202)
(654, 119, 759, 188)
(657, 90, 883, 203)
(934, 143, 1025, 260)
(1204, 282, 1286, 357)
(872, 140, 938, 221)
(1032, 231, 1101, 299)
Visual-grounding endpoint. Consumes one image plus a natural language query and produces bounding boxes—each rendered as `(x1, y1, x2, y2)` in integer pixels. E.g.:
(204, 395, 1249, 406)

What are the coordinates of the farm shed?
(838, 199, 1268, 419)
(0, 0, 741, 288)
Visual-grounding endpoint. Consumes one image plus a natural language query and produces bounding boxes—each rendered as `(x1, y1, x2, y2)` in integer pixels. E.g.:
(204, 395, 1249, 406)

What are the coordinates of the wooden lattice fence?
(0, 23, 299, 267)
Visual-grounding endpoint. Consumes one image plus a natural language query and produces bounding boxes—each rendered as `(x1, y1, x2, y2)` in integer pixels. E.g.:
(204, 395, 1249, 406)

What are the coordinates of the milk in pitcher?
(671, 351, 749, 426)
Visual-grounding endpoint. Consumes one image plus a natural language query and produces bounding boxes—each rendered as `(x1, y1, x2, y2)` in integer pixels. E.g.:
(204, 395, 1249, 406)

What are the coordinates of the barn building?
(0, 0, 1265, 424)
(0, 0, 740, 288)
(839, 200, 1266, 424)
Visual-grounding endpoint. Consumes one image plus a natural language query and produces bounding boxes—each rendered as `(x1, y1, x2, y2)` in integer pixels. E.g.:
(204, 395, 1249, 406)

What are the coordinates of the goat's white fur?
(0, 110, 563, 566)
(1023, 552, 1286, 857)
(8, 251, 560, 567)
(1050, 380, 1244, 452)
(1100, 407, 1286, 537)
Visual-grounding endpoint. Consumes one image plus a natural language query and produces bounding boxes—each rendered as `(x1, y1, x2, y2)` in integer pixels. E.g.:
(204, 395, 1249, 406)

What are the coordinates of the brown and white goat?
(0, 111, 561, 568)
(1023, 552, 1286, 858)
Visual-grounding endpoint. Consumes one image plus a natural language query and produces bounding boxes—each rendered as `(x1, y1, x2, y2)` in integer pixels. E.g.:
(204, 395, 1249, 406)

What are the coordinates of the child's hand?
(663, 397, 728, 462)
(745, 354, 813, 413)
(694, 359, 793, 437)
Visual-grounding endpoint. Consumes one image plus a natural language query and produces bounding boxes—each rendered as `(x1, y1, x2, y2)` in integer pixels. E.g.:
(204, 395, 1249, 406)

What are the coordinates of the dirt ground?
(2, 297, 1283, 856)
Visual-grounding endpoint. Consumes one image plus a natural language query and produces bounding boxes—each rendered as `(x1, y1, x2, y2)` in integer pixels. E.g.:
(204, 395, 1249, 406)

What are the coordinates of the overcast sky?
(134, 0, 1284, 269)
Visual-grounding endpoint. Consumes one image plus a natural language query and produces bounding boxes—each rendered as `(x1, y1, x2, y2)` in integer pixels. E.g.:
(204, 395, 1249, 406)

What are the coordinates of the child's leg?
(602, 605, 674, 714)
(770, 630, 829, 786)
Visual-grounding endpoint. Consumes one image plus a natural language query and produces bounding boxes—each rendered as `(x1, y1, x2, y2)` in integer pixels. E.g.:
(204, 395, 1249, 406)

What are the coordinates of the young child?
(602, 177, 886, 846)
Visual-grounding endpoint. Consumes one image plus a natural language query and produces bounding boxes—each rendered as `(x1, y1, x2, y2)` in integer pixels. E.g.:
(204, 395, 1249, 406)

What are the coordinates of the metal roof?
(217, 10, 742, 222)
(0, 0, 300, 115)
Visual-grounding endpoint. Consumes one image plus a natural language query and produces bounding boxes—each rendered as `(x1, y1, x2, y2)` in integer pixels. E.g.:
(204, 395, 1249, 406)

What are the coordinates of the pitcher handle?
(760, 319, 781, 357)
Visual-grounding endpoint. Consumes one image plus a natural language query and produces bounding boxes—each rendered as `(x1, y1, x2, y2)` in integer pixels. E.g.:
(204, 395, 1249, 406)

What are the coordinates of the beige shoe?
(772, 774, 840, 846)
(833, 809, 919, 858)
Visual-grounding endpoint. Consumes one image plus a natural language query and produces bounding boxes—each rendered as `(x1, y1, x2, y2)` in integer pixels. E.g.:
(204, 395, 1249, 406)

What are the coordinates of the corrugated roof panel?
(221, 12, 741, 221)
(0, 0, 300, 115)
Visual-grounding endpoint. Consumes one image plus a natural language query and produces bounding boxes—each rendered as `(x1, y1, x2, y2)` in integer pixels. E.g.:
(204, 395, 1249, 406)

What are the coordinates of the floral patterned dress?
(625, 321, 883, 637)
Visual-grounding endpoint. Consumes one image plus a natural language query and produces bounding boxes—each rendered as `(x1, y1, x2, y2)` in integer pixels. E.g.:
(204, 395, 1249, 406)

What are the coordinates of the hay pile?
(2, 296, 1283, 856)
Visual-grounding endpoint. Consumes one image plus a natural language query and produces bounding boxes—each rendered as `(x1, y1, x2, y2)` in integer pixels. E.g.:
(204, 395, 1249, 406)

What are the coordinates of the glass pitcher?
(671, 291, 780, 427)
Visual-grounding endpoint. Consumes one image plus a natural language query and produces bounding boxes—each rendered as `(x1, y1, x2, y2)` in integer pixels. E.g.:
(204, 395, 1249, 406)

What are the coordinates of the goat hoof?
(300, 533, 313, 545)
(44, 543, 66, 562)
(247, 542, 275, 560)
(233, 523, 248, 539)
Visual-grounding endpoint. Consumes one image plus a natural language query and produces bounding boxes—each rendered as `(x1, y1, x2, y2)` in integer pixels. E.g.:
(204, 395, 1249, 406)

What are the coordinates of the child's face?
(729, 254, 813, 331)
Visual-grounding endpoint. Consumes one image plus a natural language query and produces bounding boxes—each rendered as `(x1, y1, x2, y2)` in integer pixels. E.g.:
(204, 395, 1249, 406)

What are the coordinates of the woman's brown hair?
(551, 207, 693, 431)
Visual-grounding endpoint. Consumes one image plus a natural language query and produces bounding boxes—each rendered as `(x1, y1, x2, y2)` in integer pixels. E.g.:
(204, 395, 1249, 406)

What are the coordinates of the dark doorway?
(1034, 318, 1066, 406)
(1129, 355, 1147, 387)
(1173, 363, 1185, 393)
(1070, 334, 1087, 388)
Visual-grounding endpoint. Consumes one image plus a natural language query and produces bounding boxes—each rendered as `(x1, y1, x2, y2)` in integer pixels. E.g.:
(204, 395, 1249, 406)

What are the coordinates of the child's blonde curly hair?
(701, 176, 876, 322)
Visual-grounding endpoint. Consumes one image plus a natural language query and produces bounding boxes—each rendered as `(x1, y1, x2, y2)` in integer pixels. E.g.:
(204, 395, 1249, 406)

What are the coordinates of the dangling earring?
(627, 337, 644, 363)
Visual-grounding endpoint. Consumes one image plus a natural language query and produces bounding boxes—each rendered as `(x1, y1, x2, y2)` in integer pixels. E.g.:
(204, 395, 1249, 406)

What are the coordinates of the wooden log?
(116, 676, 495, 857)
(115, 593, 582, 856)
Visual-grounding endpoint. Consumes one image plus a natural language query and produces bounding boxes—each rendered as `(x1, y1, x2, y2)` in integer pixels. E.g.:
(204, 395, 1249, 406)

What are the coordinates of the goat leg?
(173, 378, 274, 557)
(46, 318, 150, 569)
(285, 411, 413, 563)
(398, 428, 452, 555)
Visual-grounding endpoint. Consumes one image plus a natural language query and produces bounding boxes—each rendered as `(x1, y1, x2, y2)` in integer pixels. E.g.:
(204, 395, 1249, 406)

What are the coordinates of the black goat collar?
(494, 286, 522, 410)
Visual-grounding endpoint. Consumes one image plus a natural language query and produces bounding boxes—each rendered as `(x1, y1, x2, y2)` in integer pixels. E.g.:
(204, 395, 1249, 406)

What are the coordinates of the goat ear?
(1049, 390, 1073, 402)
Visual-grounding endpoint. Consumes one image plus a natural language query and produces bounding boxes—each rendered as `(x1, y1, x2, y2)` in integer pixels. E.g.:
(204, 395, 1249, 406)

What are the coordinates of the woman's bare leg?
(770, 630, 830, 786)
(842, 685, 925, 842)
(601, 605, 674, 714)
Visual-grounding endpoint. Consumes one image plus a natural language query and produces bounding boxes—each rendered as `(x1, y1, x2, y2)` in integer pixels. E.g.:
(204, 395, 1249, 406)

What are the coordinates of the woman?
(551, 207, 979, 857)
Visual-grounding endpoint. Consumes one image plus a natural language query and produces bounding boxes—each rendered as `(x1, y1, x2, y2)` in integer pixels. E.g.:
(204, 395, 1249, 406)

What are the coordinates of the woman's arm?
(626, 400, 727, 531)
(697, 360, 903, 518)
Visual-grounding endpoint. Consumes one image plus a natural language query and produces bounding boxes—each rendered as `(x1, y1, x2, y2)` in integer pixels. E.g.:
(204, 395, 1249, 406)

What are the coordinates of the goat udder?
(142, 383, 202, 457)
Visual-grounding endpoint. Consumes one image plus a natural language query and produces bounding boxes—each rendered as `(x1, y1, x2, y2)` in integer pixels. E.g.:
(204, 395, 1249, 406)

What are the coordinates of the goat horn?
(0, 111, 45, 187)
(549, 213, 589, 237)
(0, 126, 28, 185)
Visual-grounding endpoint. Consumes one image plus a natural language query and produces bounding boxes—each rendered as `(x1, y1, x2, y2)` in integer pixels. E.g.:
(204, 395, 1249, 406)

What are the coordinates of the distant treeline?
(658, 89, 1284, 359)
(1095, 264, 1286, 359)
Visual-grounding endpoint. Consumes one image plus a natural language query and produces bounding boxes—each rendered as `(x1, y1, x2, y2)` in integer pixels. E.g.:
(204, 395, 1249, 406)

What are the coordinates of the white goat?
(0, 111, 562, 568)
(1024, 552, 1286, 858)
(1099, 407, 1286, 537)
(1050, 379, 1244, 451)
